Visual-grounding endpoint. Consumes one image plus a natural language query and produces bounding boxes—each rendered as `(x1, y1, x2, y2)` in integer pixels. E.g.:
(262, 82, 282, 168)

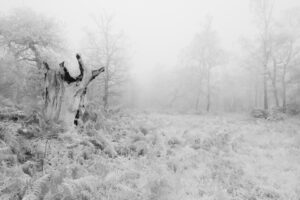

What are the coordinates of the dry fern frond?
(0, 147, 17, 166)
(108, 184, 141, 200)
(87, 160, 109, 178)
(0, 126, 20, 153)
(66, 164, 88, 179)
(0, 171, 31, 199)
(60, 176, 100, 199)
(23, 174, 51, 200)
(88, 135, 117, 158)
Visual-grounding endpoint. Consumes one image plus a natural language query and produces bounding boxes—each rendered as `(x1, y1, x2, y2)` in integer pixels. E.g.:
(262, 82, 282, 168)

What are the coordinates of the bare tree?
(252, 0, 275, 110)
(0, 8, 64, 105)
(271, 8, 300, 112)
(269, 57, 279, 106)
(0, 8, 63, 68)
(240, 40, 263, 108)
(86, 14, 127, 110)
(189, 17, 224, 112)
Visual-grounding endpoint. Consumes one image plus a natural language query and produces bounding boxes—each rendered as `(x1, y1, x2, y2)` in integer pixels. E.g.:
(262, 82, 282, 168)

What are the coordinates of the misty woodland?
(0, 0, 300, 199)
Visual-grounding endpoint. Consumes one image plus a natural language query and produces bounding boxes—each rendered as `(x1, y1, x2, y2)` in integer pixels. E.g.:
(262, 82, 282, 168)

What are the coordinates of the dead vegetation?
(0, 107, 300, 200)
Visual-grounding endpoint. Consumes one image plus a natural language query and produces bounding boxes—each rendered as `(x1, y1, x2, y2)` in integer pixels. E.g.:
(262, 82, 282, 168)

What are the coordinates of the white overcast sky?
(1, 0, 299, 78)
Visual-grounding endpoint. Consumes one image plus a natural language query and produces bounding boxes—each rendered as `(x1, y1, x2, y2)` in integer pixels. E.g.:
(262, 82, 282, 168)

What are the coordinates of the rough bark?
(42, 54, 104, 127)
(42, 62, 65, 122)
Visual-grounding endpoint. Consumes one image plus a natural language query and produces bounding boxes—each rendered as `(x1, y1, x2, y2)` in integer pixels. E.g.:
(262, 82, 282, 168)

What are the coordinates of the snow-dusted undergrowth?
(1, 112, 300, 200)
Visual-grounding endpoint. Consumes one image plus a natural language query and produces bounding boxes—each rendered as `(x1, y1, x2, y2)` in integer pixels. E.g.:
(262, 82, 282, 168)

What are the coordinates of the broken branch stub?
(42, 54, 105, 128)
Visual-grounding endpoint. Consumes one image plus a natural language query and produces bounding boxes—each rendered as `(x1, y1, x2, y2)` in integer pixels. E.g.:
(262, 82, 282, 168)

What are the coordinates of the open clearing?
(1, 113, 300, 200)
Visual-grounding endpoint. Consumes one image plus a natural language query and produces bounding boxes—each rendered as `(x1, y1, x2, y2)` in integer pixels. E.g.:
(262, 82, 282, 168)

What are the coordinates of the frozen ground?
(1, 112, 300, 199)
(143, 113, 300, 199)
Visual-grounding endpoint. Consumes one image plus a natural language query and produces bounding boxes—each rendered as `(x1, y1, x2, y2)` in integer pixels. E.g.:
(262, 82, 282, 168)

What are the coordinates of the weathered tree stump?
(42, 54, 104, 128)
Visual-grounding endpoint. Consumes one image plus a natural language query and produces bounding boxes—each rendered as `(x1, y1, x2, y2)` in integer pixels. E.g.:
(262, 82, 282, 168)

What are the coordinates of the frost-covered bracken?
(1, 1, 300, 200)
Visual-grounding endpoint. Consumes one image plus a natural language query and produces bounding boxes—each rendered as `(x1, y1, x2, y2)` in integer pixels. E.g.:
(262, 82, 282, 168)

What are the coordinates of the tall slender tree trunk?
(206, 68, 211, 112)
(282, 84, 286, 112)
(103, 25, 111, 111)
(103, 63, 109, 110)
(169, 89, 179, 109)
(263, 35, 269, 110)
(263, 67, 268, 110)
(255, 77, 259, 108)
(263, 31, 269, 111)
(273, 85, 279, 107)
(195, 87, 201, 111)
(282, 65, 287, 113)
(195, 63, 204, 111)
(271, 59, 279, 107)
(260, 0, 273, 111)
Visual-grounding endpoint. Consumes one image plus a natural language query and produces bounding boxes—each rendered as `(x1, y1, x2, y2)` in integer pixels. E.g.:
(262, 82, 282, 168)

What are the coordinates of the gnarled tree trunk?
(42, 54, 104, 127)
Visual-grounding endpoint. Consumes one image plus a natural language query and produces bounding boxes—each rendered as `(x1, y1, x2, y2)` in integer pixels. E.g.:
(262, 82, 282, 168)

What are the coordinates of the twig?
(42, 139, 49, 174)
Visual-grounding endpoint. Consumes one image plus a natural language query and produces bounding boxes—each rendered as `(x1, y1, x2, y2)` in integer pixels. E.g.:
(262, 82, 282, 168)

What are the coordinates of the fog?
(1, 0, 300, 112)
(2, 1, 300, 199)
